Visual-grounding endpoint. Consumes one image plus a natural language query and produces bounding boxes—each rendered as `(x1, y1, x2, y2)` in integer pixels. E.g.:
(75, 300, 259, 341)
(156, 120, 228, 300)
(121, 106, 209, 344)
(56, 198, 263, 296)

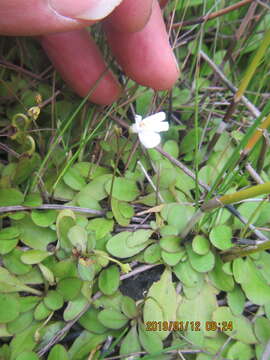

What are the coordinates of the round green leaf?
(20, 250, 51, 265)
(121, 296, 138, 319)
(79, 307, 107, 334)
(0, 294, 19, 323)
(105, 177, 139, 201)
(3, 249, 31, 275)
(126, 229, 153, 248)
(120, 326, 141, 356)
(187, 244, 215, 273)
(63, 167, 86, 191)
(106, 231, 150, 258)
(68, 225, 88, 253)
(144, 244, 161, 264)
(44, 291, 64, 311)
(7, 310, 33, 334)
(0, 238, 18, 255)
(160, 236, 182, 253)
(163, 140, 179, 158)
(254, 317, 270, 343)
(57, 277, 82, 301)
(209, 225, 232, 250)
(31, 210, 57, 227)
(161, 250, 184, 266)
(0, 226, 20, 240)
(48, 344, 69, 360)
(98, 308, 128, 329)
(34, 302, 51, 321)
(0, 188, 24, 206)
(63, 296, 88, 322)
(16, 351, 39, 360)
(192, 235, 210, 255)
(98, 265, 120, 295)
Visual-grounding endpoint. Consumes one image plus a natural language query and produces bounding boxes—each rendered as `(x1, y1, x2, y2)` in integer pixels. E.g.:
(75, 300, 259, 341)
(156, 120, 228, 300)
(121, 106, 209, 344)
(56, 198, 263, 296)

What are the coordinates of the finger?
(40, 29, 121, 105)
(105, 0, 153, 33)
(103, 0, 179, 91)
(0, 0, 122, 36)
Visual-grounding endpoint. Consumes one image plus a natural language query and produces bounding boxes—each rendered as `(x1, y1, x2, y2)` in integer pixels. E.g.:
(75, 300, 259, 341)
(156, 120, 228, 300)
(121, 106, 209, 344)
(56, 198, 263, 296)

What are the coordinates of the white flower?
(130, 112, 169, 148)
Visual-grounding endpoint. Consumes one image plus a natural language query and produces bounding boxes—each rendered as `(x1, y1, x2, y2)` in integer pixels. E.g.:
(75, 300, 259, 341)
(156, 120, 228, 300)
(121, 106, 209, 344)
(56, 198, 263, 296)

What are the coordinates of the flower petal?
(138, 131, 161, 148)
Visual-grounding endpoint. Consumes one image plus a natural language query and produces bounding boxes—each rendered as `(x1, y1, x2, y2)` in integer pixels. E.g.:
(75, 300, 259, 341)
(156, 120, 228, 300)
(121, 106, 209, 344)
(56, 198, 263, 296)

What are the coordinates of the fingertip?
(104, 0, 179, 91)
(105, 0, 153, 33)
(40, 29, 122, 106)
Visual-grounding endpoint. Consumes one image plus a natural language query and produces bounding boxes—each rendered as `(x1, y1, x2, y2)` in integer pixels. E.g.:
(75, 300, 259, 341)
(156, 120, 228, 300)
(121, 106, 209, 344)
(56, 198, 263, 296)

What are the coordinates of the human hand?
(1, 0, 179, 105)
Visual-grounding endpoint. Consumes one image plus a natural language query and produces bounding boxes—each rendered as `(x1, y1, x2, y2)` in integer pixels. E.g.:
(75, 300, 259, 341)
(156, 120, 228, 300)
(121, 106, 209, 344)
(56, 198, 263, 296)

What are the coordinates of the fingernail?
(49, 0, 123, 20)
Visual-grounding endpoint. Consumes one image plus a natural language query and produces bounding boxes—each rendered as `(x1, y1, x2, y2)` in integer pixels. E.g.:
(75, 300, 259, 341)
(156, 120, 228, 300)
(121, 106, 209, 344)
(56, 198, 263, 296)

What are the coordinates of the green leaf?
(57, 277, 82, 301)
(23, 193, 42, 207)
(16, 215, 57, 251)
(68, 225, 88, 253)
(240, 258, 270, 305)
(159, 236, 182, 253)
(186, 244, 215, 273)
(3, 248, 31, 275)
(192, 235, 210, 255)
(254, 317, 270, 344)
(63, 167, 86, 191)
(111, 198, 130, 227)
(38, 263, 55, 285)
(10, 324, 39, 360)
(161, 250, 183, 266)
(144, 268, 177, 340)
(87, 218, 114, 240)
(34, 302, 51, 321)
(98, 265, 120, 295)
(226, 342, 254, 360)
(68, 331, 106, 360)
(0, 238, 18, 255)
(144, 244, 161, 264)
(79, 307, 107, 334)
(163, 140, 179, 158)
(63, 295, 88, 322)
(208, 255, 234, 292)
(120, 326, 141, 356)
(20, 250, 51, 265)
(77, 174, 111, 203)
(16, 351, 39, 360)
(19, 296, 39, 312)
(31, 210, 57, 227)
(161, 203, 195, 234)
(56, 209, 76, 252)
(105, 177, 139, 201)
(173, 259, 203, 288)
(0, 266, 41, 295)
(44, 291, 64, 311)
(126, 229, 153, 247)
(0, 188, 24, 206)
(48, 344, 69, 360)
(77, 258, 95, 281)
(177, 283, 218, 336)
(209, 225, 233, 250)
(212, 307, 257, 344)
(0, 226, 20, 240)
(107, 231, 151, 258)
(7, 310, 33, 334)
(227, 285, 245, 316)
(138, 322, 163, 354)
(0, 294, 20, 323)
(121, 296, 138, 319)
(98, 308, 128, 329)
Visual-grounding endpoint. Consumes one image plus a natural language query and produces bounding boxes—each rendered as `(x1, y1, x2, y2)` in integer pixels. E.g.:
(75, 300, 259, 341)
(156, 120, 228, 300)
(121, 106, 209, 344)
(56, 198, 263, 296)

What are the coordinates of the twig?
(172, 0, 254, 28)
(0, 204, 105, 216)
(199, 50, 260, 118)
